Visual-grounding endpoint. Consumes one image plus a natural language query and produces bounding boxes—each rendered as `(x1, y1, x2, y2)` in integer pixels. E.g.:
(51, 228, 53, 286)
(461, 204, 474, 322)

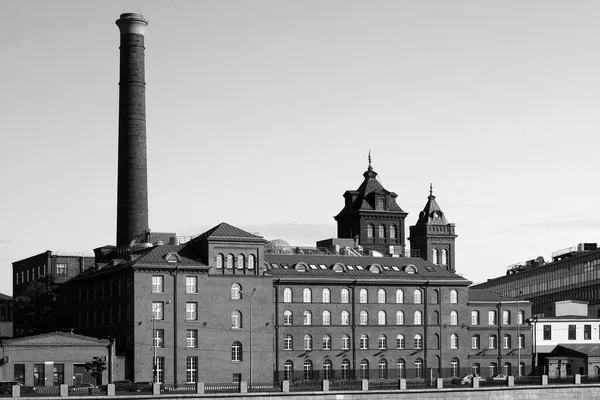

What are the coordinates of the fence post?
(197, 382, 204, 394)
(399, 378, 406, 390)
(12, 385, 20, 398)
(152, 383, 160, 395)
(322, 380, 329, 391)
(107, 383, 115, 396)
(575, 374, 581, 384)
(282, 380, 290, 392)
(472, 377, 479, 388)
(508, 376, 514, 387)
(436, 378, 443, 389)
(542, 375, 548, 385)
(59, 384, 68, 397)
(361, 379, 368, 391)
(240, 381, 248, 394)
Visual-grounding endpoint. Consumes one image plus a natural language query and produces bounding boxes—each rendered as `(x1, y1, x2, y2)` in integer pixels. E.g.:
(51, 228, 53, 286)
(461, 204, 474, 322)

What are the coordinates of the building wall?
(534, 319, 600, 349)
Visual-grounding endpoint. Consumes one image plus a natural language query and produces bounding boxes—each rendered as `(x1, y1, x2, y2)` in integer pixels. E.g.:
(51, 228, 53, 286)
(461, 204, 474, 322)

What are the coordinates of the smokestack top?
(116, 13, 148, 36)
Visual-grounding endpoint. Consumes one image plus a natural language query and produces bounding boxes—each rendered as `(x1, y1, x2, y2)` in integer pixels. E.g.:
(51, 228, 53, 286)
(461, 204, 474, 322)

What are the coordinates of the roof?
(415, 187, 449, 226)
(4, 331, 110, 346)
(468, 289, 527, 303)
(130, 245, 206, 268)
(0, 293, 12, 301)
(265, 254, 470, 282)
(193, 222, 264, 241)
(552, 344, 600, 357)
(537, 315, 600, 321)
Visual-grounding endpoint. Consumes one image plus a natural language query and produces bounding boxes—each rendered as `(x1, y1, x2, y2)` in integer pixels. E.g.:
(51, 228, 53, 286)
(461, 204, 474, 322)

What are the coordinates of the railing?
(160, 384, 196, 394)
(582, 375, 600, 384)
(548, 376, 574, 385)
(289, 380, 322, 392)
(329, 380, 362, 391)
(369, 380, 399, 390)
(514, 376, 541, 386)
(405, 379, 434, 390)
(248, 382, 282, 393)
(204, 382, 240, 394)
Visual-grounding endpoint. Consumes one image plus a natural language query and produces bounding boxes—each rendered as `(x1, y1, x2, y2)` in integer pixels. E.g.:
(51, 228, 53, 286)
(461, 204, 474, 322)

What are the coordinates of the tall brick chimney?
(115, 13, 149, 247)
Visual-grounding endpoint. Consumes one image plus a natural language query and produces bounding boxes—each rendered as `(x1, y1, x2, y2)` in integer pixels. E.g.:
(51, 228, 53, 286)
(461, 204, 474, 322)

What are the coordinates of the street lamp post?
(240, 288, 256, 386)
(152, 301, 171, 383)
(517, 297, 521, 378)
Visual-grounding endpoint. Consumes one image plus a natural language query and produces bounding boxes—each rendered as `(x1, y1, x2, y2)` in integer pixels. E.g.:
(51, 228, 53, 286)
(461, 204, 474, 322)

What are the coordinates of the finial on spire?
(368, 150, 372, 170)
(429, 183, 433, 196)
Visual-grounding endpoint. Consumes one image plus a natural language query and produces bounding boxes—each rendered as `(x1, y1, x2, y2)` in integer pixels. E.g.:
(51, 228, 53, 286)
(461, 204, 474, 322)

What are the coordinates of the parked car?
(69, 383, 95, 394)
(0, 382, 22, 395)
(451, 374, 475, 385)
(492, 374, 509, 380)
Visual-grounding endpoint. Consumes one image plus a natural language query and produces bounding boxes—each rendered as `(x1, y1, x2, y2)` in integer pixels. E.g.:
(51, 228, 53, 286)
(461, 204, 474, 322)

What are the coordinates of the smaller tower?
(409, 185, 457, 271)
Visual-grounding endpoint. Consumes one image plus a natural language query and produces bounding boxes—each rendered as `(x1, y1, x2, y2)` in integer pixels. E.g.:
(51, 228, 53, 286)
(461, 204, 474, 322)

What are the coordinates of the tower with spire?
(334, 153, 408, 255)
(409, 185, 457, 272)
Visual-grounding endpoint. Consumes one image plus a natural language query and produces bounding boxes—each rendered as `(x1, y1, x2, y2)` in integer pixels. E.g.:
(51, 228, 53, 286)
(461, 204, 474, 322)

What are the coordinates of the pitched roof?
(414, 186, 449, 226)
(468, 289, 525, 302)
(129, 244, 206, 268)
(193, 222, 264, 241)
(553, 344, 600, 357)
(4, 331, 110, 346)
(265, 254, 470, 282)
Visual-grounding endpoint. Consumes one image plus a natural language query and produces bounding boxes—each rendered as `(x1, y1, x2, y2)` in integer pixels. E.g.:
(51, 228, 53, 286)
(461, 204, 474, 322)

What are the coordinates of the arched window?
(303, 311, 312, 325)
(303, 359, 313, 380)
(414, 334, 423, 349)
(397, 359, 406, 379)
(226, 254, 234, 269)
(432, 249, 439, 265)
(378, 310, 387, 325)
(396, 289, 404, 304)
(441, 249, 448, 266)
(431, 289, 439, 304)
(414, 289, 422, 304)
(323, 359, 332, 380)
(396, 334, 405, 349)
(359, 359, 369, 379)
(378, 334, 387, 349)
(341, 310, 350, 325)
(396, 310, 404, 325)
(341, 288, 349, 303)
(414, 311, 422, 325)
(472, 363, 481, 376)
(450, 358, 460, 377)
(450, 311, 458, 325)
(450, 333, 459, 349)
(341, 334, 350, 350)
(322, 334, 331, 350)
(359, 289, 368, 303)
(488, 310, 497, 325)
(284, 334, 293, 350)
(377, 198, 385, 210)
(341, 359, 350, 379)
(502, 310, 511, 325)
(378, 224, 385, 238)
(283, 288, 292, 303)
(231, 342, 242, 361)
(431, 310, 439, 325)
(231, 283, 241, 300)
(216, 254, 224, 269)
(378, 358, 388, 379)
(519, 362, 526, 377)
(322, 288, 331, 303)
(489, 334, 497, 349)
(472, 335, 480, 349)
(450, 289, 458, 304)
(303, 334, 312, 350)
(389, 225, 396, 239)
(503, 334, 511, 349)
(284, 360, 293, 381)
(303, 288, 312, 303)
(414, 358, 423, 378)
(433, 333, 440, 349)
(283, 310, 293, 325)
(231, 310, 242, 329)
(367, 224, 374, 238)
(471, 311, 480, 325)
(360, 334, 369, 349)
(247, 254, 255, 269)
(360, 310, 368, 325)
(322, 310, 331, 325)
(503, 362, 512, 376)
(489, 363, 498, 378)
(378, 288, 386, 303)
(237, 254, 245, 269)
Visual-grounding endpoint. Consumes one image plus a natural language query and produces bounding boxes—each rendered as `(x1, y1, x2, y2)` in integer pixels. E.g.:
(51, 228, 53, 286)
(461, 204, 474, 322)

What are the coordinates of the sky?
(1, 0, 600, 296)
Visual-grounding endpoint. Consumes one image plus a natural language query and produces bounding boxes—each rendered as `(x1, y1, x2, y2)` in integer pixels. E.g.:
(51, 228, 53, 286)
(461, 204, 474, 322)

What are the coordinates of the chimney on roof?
(115, 13, 150, 247)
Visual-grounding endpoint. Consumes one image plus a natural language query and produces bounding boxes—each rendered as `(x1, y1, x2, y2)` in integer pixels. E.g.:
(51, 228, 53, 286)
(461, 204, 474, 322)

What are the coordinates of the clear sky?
(1, 1, 599, 296)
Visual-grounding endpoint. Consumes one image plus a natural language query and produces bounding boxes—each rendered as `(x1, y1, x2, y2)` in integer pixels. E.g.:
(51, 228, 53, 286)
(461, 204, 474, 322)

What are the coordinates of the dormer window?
(369, 264, 381, 273)
(332, 263, 345, 273)
(377, 198, 385, 210)
(165, 252, 180, 263)
(295, 263, 308, 272)
(404, 265, 417, 274)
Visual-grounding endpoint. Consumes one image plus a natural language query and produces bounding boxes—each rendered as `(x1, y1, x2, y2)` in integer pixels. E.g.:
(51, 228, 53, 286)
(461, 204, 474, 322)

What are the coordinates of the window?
(472, 363, 481, 377)
(56, 263, 68, 277)
(186, 330, 197, 348)
(304, 335, 312, 350)
(283, 288, 292, 303)
(568, 324, 576, 340)
(359, 360, 369, 379)
(154, 329, 164, 348)
(433, 333, 440, 349)
(414, 311, 422, 325)
(432, 249, 439, 265)
(449, 289, 458, 303)
(360, 311, 368, 325)
(186, 357, 198, 383)
(304, 361, 313, 381)
(518, 310, 524, 325)
(231, 283, 241, 300)
(450, 311, 458, 325)
(367, 224, 374, 238)
(359, 289, 368, 303)
(543, 325, 551, 340)
(226, 254, 234, 269)
(284, 361, 293, 381)
(378, 288, 386, 303)
(237, 254, 245, 269)
(283, 310, 293, 325)
(489, 334, 497, 349)
(502, 310, 511, 325)
(378, 359, 388, 379)
(323, 360, 333, 380)
(489, 363, 497, 378)
(52, 364, 64, 385)
(378, 310, 386, 325)
(322, 334, 331, 350)
(378, 334, 387, 349)
(303, 311, 312, 325)
(519, 362, 526, 377)
(342, 334, 350, 350)
(341, 311, 350, 325)
(450, 334, 459, 349)
(441, 249, 448, 266)
(377, 198, 385, 210)
(488, 310, 497, 325)
(585, 325, 592, 340)
(231, 310, 242, 329)
(155, 357, 165, 383)
(186, 276, 197, 294)
(397, 334, 405, 349)
(152, 276, 164, 293)
(231, 342, 242, 361)
(450, 358, 459, 377)
(414, 289, 422, 304)
(431, 289, 439, 304)
(503, 334, 511, 349)
(322, 310, 331, 325)
(378, 224, 385, 238)
(397, 359, 406, 379)
(322, 288, 331, 303)
(396, 311, 404, 325)
(341, 288, 349, 303)
(284, 335, 293, 351)
(414, 358, 423, 379)
(390, 225, 396, 239)
(518, 334, 525, 349)
(246, 254, 255, 269)
(33, 363, 45, 386)
(152, 302, 165, 320)
(186, 302, 197, 320)
(414, 334, 422, 349)
(216, 254, 224, 269)
(471, 311, 480, 325)
(396, 289, 404, 303)
(503, 362, 512, 376)
(360, 334, 369, 349)
(14, 364, 25, 384)
(341, 359, 350, 379)
(303, 288, 312, 303)
(472, 335, 480, 349)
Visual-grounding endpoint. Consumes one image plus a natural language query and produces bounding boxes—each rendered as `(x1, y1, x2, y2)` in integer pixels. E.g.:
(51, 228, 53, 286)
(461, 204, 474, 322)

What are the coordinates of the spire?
(429, 183, 433, 197)
(418, 185, 447, 225)
(368, 150, 372, 172)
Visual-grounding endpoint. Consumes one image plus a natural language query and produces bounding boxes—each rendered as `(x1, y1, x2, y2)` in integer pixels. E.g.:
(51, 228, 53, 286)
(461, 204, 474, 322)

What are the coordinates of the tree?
(85, 357, 107, 386)
(13, 276, 58, 336)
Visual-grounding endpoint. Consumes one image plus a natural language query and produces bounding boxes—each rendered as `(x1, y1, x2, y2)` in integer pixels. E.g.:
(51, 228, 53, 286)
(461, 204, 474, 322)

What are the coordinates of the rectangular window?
(502, 310, 510, 325)
(152, 276, 164, 293)
(186, 330, 198, 348)
(33, 363, 45, 386)
(543, 325, 551, 340)
(152, 302, 165, 320)
(488, 311, 496, 325)
(186, 276, 198, 294)
(56, 263, 68, 277)
(155, 357, 165, 383)
(233, 373, 242, 384)
(53, 364, 65, 385)
(186, 357, 198, 383)
(186, 302, 198, 320)
(584, 325, 591, 340)
(14, 364, 25, 384)
(471, 311, 479, 325)
(154, 329, 164, 348)
(568, 325, 576, 340)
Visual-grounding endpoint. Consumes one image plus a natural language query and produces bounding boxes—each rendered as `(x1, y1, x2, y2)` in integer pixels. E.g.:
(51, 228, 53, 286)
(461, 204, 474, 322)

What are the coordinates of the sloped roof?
(553, 344, 600, 357)
(4, 331, 110, 346)
(0, 293, 12, 301)
(130, 245, 206, 268)
(193, 222, 264, 241)
(468, 289, 526, 303)
(414, 186, 449, 226)
(265, 254, 470, 282)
